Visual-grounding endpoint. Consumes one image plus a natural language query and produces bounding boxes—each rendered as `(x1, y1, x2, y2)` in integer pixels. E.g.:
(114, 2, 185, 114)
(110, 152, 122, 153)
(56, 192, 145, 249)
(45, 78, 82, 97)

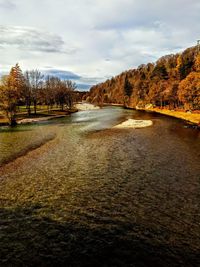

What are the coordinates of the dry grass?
(148, 108, 200, 125)
(0, 115, 8, 124)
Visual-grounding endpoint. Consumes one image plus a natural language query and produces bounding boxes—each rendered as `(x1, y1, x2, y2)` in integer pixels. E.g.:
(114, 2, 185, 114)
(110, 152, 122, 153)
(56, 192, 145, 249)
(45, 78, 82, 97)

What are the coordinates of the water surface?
(0, 107, 200, 266)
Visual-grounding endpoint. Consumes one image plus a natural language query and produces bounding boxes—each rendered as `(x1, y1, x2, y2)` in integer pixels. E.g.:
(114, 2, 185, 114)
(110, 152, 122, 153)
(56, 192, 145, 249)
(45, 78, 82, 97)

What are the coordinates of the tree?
(124, 76, 132, 97)
(44, 76, 57, 112)
(194, 54, 200, 72)
(89, 45, 199, 111)
(178, 72, 200, 110)
(26, 70, 44, 114)
(23, 71, 32, 115)
(65, 80, 76, 109)
(54, 79, 76, 110)
(0, 64, 24, 125)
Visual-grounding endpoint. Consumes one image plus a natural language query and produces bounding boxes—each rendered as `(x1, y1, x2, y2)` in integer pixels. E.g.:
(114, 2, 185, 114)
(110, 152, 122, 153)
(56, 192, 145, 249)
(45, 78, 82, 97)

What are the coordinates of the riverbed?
(0, 106, 200, 266)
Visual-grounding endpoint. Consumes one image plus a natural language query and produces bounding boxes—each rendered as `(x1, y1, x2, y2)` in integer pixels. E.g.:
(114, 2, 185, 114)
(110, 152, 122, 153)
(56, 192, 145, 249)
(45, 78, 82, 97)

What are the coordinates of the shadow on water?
(1, 205, 200, 267)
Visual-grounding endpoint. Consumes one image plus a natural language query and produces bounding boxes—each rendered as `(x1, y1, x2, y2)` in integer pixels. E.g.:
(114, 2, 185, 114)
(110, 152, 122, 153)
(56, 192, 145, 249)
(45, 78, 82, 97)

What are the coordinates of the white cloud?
(0, 0, 16, 9)
(0, 0, 199, 89)
(0, 26, 76, 53)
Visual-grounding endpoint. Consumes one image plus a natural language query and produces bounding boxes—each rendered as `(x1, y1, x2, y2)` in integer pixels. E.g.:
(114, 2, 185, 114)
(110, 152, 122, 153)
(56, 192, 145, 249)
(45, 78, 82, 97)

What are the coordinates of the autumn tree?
(0, 64, 25, 125)
(178, 72, 200, 110)
(89, 45, 199, 111)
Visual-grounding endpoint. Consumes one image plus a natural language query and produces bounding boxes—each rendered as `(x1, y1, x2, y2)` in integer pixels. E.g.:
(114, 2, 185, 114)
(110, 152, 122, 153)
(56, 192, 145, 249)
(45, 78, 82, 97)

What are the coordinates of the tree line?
(0, 64, 79, 125)
(88, 45, 200, 111)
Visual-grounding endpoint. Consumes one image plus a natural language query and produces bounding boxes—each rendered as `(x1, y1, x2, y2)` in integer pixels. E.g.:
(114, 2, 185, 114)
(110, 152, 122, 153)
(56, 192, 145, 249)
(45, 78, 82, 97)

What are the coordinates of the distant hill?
(88, 46, 200, 111)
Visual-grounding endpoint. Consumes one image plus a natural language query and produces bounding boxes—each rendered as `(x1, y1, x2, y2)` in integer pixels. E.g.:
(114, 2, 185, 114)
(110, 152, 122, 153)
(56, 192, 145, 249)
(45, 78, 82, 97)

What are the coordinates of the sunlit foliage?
(89, 45, 200, 111)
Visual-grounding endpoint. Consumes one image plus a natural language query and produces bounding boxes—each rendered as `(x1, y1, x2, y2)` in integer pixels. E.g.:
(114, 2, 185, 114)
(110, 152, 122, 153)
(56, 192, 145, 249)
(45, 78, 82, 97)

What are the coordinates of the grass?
(146, 108, 200, 125)
(0, 106, 78, 125)
(0, 115, 8, 124)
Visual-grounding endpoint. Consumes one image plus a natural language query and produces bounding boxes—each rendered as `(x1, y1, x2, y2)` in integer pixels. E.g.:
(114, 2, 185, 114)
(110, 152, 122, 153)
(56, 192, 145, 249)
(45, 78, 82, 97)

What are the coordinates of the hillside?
(88, 46, 200, 112)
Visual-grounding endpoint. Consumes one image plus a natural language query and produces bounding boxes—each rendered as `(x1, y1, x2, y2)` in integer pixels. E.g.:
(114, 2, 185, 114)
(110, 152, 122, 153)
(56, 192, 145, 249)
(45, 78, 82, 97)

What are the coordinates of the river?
(0, 106, 200, 266)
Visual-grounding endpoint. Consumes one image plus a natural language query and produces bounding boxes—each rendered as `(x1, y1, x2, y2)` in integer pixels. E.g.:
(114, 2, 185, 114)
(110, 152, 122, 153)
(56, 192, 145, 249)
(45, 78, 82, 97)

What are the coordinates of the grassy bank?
(109, 103, 200, 126)
(145, 108, 200, 125)
(0, 106, 78, 126)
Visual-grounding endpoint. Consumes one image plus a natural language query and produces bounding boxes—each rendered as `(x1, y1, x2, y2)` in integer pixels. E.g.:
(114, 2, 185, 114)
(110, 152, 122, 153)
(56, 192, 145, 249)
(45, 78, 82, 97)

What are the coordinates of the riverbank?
(75, 102, 100, 111)
(108, 104, 200, 126)
(144, 108, 200, 126)
(0, 108, 78, 126)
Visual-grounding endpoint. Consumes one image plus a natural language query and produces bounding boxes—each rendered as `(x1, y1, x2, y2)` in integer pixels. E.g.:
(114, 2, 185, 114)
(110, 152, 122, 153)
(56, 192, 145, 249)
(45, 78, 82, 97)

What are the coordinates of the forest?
(88, 46, 200, 111)
(0, 64, 83, 125)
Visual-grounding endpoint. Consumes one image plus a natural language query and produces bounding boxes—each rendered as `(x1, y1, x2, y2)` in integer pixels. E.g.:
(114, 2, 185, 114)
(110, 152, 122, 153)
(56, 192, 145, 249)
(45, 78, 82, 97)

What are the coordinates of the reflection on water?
(0, 107, 200, 266)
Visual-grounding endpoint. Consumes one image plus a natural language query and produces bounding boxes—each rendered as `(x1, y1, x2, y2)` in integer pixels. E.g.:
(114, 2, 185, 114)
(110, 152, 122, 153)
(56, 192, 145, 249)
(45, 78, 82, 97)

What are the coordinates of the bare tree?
(26, 70, 44, 114)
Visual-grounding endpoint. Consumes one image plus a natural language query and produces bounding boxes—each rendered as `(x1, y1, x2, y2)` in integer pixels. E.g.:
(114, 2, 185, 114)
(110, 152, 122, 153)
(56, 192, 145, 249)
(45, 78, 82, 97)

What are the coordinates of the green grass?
(0, 106, 77, 125)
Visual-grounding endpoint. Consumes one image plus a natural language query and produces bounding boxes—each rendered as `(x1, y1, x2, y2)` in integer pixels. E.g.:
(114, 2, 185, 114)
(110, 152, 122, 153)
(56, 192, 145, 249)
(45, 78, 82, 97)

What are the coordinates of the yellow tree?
(0, 64, 24, 125)
(178, 72, 200, 110)
(194, 54, 200, 72)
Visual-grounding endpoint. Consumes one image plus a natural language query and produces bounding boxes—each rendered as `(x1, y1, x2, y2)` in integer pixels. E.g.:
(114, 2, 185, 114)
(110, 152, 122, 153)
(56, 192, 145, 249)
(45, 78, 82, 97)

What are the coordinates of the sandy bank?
(75, 103, 100, 111)
(17, 115, 68, 125)
(114, 119, 153, 129)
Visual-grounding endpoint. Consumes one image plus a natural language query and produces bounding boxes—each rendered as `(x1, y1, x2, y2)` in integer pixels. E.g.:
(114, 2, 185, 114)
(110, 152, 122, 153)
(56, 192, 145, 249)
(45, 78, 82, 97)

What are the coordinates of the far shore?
(141, 108, 200, 127)
(75, 103, 100, 111)
(0, 108, 78, 126)
(0, 103, 100, 127)
(103, 104, 199, 127)
(104, 103, 200, 127)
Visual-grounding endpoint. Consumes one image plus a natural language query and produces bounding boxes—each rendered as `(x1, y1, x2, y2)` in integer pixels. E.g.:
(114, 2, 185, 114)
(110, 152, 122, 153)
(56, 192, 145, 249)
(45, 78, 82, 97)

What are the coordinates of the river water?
(0, 107, 200, 266)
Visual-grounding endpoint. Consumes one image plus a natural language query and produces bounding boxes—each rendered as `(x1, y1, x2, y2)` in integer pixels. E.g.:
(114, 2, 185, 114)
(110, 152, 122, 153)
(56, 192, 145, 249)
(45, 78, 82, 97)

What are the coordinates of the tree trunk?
(9, 113, 17, 126)
(34, 100, 37, 114)
(10, 118, 17, 126)
(26, 101, 31, 116)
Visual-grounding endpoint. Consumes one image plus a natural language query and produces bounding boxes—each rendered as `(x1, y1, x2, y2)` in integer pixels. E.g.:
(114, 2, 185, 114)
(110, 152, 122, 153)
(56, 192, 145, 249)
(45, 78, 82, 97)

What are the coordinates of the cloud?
(0, 0, 16, 9)
(0, 0, 199, 88)
(43, 69, 81, 80)
(76, 84, 91, 91)
(0, 66, 105, 91)
(42, 69, 104, 90)
(0, 25, 76, 54)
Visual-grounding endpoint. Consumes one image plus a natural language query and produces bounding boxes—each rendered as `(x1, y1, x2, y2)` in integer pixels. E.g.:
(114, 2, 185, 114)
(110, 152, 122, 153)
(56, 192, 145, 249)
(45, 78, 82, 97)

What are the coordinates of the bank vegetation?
(0, 64, 83, 125)
(88, 45, 200, 124)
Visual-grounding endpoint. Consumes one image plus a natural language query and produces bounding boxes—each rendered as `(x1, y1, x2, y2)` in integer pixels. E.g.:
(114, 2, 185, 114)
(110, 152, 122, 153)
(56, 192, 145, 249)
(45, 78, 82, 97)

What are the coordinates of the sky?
(0, 0, 199, 90)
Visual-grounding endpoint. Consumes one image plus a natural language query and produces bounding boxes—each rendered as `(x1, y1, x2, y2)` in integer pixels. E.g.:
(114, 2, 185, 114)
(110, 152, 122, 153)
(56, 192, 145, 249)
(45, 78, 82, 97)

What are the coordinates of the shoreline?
(140, 108, 200, 127)
(17, 114, 69, 125)
(0, 108, 78, 126)
(77, 103, 200, 127)
(107, 104, 200, 127)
